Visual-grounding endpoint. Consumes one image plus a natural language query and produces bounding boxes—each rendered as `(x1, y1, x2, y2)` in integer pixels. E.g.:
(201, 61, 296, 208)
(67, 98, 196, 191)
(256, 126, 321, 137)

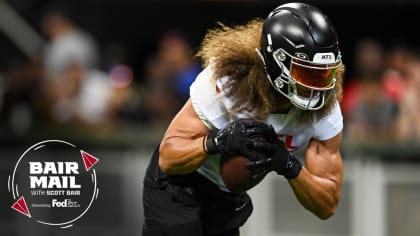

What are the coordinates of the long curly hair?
(195, 19, 345, 121)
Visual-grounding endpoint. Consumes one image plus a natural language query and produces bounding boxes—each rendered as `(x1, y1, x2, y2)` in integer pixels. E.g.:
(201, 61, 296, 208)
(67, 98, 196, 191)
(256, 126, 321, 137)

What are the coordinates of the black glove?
(204, 119, 275, 160)
(246, 138, 302, 180)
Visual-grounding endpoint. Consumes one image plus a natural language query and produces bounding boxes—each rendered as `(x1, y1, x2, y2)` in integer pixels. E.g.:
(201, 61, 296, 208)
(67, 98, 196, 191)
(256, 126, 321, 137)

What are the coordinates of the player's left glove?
(204, 119, 276, 160)
(246, 138, 302, 180)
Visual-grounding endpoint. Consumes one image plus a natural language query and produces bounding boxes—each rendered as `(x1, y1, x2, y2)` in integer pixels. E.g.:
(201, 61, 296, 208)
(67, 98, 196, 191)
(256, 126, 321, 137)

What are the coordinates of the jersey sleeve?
(312, 101, 343, 140)
(189, 64, 230, 130)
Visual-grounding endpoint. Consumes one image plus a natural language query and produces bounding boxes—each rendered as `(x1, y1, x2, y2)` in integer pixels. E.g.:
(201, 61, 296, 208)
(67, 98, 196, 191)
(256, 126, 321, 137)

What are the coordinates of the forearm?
(158, 102, 275, 175)
(159, 136, 208, 175)
(288, 167, 341, 220)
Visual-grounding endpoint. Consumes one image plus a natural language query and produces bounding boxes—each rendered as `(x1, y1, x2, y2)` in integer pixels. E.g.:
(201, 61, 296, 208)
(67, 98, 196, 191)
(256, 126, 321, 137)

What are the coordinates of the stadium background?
(1, 0, 420, 235)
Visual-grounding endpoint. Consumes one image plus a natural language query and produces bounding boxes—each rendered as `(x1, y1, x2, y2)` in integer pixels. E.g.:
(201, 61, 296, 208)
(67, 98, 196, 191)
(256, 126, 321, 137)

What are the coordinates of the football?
(220, 136, 271, 193)
(220, 154, 267, 193)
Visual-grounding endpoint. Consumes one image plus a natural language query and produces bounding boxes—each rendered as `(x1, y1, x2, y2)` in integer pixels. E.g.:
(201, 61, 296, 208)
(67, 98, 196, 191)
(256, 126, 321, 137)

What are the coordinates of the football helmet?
(256, 2, 342, 110)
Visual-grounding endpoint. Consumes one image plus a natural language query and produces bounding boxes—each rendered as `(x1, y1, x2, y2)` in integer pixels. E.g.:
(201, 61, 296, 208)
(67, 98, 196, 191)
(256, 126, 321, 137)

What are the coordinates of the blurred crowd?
(0, 3, 201, 140)
(341, 38, 420, 144)
(1, 3, 420, 145)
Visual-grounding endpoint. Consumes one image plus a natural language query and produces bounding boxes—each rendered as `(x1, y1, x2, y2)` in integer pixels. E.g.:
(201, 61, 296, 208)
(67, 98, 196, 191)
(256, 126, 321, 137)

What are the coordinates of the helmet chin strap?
(273, 76, 326, 111)
(290, 92, 321, 110)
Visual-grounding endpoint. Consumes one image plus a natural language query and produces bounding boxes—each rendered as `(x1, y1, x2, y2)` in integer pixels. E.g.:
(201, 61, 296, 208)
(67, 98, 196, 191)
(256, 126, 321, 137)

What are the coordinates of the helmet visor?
(291, 58, 339, 89)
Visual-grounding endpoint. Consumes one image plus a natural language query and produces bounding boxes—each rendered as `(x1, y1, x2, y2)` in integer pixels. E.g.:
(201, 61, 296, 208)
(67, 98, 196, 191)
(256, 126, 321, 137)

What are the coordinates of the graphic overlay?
(8, 140, 100, 228)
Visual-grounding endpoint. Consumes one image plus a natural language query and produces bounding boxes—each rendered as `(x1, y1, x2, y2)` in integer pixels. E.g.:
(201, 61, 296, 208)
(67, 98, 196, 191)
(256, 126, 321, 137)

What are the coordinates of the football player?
(142, 2, 345, 236)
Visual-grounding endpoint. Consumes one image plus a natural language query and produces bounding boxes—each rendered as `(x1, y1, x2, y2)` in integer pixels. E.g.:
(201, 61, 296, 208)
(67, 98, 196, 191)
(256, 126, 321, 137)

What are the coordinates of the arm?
(162, 62, 278, 174)
(159, 99, 210, 175)
(288, 132, 344, 220)
(159, 98, 275, 175)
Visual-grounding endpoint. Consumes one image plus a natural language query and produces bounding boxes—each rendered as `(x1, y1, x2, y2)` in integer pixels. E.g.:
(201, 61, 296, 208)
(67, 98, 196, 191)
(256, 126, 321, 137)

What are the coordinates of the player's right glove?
(246, 138, 302, 180)
(204, 119, 275, 160)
